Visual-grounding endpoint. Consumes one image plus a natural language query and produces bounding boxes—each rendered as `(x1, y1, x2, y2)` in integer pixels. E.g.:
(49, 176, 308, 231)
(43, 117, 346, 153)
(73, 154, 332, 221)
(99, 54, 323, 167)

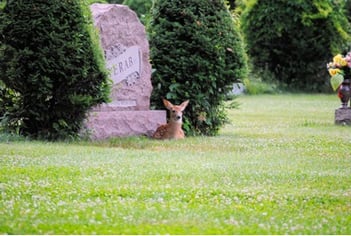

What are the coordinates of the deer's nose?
(176, 116, 181, 120)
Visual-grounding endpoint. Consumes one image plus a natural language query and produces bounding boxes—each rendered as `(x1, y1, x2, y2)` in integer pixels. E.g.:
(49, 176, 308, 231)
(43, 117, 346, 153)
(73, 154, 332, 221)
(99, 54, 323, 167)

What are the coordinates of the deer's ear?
(180, 100, 189, 111)
(162, 98, 174, 110)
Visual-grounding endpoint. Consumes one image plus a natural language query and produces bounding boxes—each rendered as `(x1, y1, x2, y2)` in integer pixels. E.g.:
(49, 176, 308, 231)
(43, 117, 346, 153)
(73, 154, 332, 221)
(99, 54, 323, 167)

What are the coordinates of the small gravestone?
(84, 4, 166, 139)
(335, 108, 351, 125)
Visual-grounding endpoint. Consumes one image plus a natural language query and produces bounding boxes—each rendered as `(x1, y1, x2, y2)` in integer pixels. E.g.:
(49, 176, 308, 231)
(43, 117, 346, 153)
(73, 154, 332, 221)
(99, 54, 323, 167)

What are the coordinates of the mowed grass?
(0, 94, 350, 234)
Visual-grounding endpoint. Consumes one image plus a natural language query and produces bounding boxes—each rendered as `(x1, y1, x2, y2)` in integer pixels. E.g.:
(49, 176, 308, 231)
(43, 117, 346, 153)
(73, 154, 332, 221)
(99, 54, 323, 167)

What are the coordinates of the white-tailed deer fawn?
(152, 98, 189, 140)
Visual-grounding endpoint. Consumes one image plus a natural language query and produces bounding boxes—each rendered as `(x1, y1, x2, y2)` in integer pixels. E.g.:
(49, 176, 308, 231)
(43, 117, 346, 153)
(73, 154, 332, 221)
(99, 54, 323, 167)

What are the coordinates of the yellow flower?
(333, 54, 348, 67)
(328, 68, 341, 76)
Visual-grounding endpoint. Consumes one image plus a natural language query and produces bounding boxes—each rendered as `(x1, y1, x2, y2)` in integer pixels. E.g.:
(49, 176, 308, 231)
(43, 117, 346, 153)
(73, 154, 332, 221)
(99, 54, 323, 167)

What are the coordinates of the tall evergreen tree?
(149, 0, 248, 136)
(241, 0, 351, 92)
(0, 0, 110, 140)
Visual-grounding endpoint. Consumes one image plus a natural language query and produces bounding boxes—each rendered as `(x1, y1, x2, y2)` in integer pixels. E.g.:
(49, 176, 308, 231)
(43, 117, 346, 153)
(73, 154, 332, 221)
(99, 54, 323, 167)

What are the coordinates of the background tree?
(106, 0, 123, 3)
(149, 0, 248, 136)
(241, 0, 351, 92)
(122, 0, 152, 25)
(345, 0, 351, 22)
(123, 0, 152, 17)
(0, 0, 110, 140)
(227, 0, 236, 10)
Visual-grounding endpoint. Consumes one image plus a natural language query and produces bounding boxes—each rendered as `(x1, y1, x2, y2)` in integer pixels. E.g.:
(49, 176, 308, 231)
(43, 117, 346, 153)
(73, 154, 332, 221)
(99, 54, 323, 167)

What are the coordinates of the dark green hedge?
(123, 0, 152, 18)
(0, 0, 110, 140)
(149, 0, 248, 136)
(241, 0, 351, 92)
(106, 0, 124, 3)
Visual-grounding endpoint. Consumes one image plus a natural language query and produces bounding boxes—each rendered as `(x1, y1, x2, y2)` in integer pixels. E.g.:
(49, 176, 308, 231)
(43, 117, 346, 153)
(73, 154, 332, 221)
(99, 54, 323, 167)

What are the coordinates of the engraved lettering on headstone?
(106, 45, 142, 86)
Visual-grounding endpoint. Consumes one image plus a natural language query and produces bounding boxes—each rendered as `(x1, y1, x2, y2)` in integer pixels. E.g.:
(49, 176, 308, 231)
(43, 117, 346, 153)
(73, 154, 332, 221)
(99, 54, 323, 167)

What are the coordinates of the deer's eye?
(172, 110, 176, 113)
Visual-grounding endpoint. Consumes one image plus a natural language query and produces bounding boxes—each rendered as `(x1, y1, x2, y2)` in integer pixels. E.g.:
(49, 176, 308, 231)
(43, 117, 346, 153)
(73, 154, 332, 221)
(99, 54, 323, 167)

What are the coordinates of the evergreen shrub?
(345, 0, 351, 22)
(106, 0, 124, 3)
(0, 0, 110, 140)
(149, 0, 248, 136)
(123, 0, 152, 18)
(241, 0, 351, 92)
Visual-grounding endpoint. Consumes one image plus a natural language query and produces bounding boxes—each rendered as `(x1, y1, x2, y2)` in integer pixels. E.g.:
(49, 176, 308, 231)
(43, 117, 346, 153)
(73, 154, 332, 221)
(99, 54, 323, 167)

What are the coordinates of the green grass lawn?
(0, 94, 350, 234)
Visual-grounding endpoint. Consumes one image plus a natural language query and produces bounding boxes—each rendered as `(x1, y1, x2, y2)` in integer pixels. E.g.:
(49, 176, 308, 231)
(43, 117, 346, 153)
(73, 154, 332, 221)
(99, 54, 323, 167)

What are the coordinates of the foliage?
(122, 0, 152, 19)
(85, 0, 107, 4)
(225, 0, 248, 11)
(241, 0, 351, 92)
(243, 77, 278, 95)
(149, 0, 248, 136)
(0, 0, 110, 140)
(106, 0, 123, 3)
(345, 0, 351, 22)
(1, 94, 350, 234)
(0, 81, 21, 134)
(226, 0, 236, 10)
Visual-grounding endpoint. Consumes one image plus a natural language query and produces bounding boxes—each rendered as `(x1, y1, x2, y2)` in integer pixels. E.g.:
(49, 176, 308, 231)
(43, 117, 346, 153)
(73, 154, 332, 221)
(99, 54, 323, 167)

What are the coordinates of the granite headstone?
(84, 4, 166, 139)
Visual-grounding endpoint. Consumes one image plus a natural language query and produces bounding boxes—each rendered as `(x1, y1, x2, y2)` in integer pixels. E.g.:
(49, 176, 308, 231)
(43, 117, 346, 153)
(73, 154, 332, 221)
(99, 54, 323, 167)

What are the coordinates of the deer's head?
(162, 98, 189, 123)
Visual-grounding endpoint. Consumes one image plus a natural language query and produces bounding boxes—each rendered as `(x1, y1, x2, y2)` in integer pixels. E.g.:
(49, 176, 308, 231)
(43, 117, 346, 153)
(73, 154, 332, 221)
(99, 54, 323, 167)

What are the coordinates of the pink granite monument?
(84, 4, 166, 139)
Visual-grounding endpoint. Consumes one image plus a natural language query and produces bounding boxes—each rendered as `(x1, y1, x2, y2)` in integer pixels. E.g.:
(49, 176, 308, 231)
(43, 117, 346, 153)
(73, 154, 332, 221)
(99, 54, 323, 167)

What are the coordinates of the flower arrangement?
(327, 52, 351, 91)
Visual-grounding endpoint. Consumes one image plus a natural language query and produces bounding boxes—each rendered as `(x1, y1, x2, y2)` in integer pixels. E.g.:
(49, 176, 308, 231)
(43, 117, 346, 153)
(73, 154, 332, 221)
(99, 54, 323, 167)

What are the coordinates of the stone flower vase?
(338, 79, 351, 108)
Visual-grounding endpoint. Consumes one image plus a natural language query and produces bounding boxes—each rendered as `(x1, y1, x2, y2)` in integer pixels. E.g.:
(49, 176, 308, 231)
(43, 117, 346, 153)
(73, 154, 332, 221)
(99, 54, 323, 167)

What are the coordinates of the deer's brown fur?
(152, 98, 189, 140)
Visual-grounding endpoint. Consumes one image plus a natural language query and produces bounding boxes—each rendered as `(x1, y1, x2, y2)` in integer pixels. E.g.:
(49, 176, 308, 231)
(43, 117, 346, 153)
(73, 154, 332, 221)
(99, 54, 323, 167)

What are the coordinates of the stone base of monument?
(335, 108, 351, 125)
(84, 110, 166, 140)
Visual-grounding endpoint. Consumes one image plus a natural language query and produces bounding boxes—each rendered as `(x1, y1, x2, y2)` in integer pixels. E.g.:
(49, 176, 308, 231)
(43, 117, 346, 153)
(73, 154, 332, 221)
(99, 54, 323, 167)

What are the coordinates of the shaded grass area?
(0, 94, 350, 234)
